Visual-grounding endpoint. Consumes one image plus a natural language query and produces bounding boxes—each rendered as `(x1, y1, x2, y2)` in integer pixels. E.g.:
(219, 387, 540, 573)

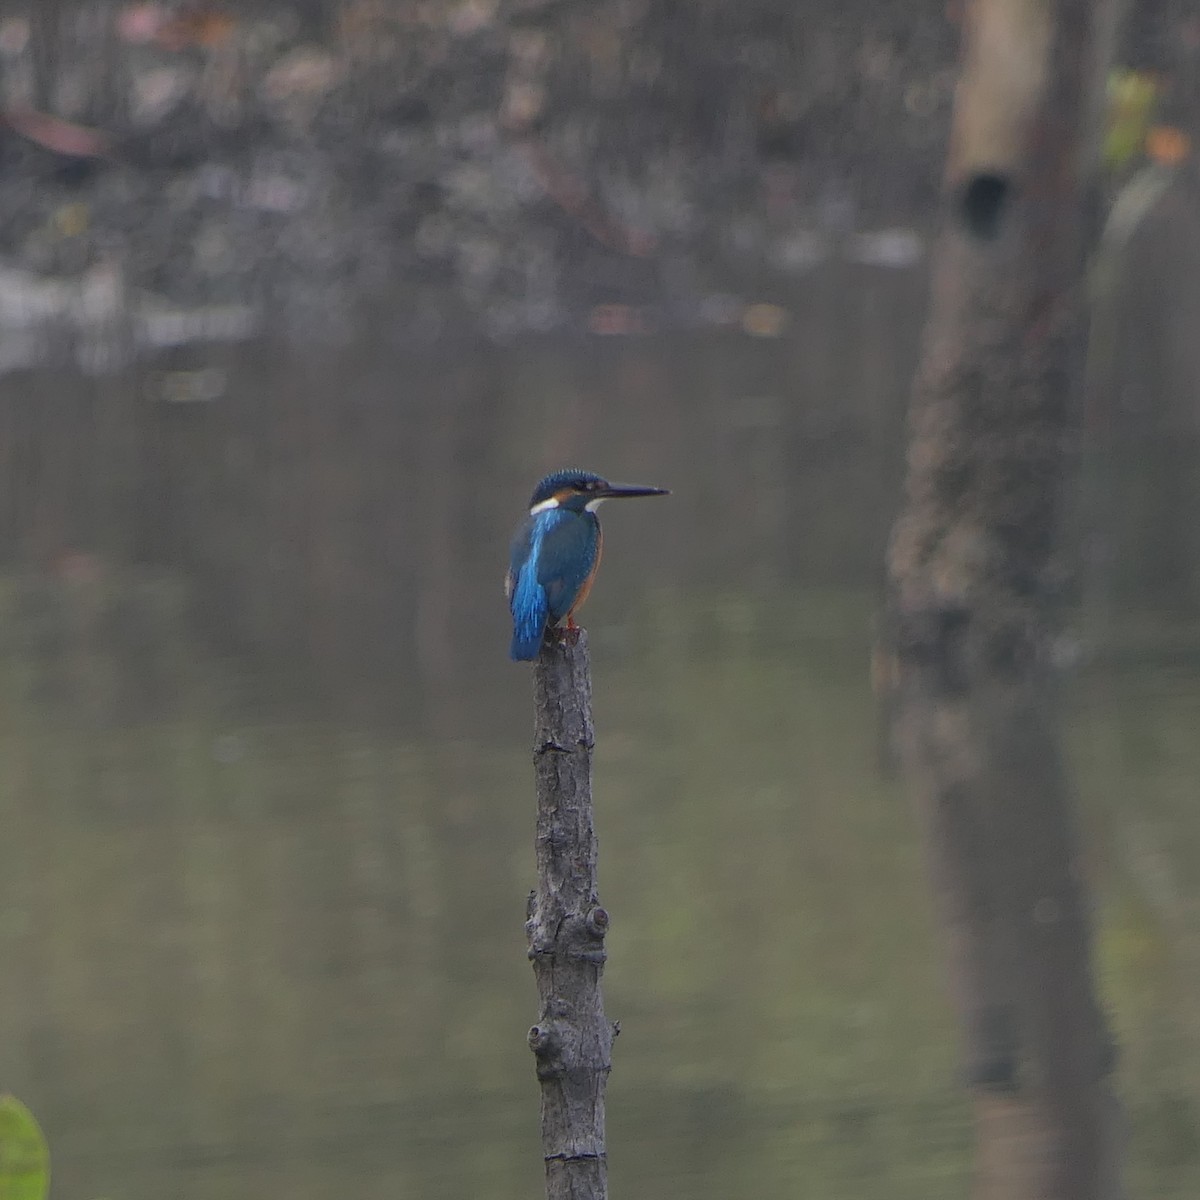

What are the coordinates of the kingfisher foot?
(546, 622, 582, 648)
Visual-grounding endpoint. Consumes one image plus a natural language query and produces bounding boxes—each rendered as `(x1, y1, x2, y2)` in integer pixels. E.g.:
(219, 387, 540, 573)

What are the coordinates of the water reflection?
(1, 319, 1199, 1198)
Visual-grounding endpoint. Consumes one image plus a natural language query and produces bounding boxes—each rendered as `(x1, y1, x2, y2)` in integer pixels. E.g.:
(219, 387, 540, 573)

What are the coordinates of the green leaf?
(0, 1096, 50, 1200)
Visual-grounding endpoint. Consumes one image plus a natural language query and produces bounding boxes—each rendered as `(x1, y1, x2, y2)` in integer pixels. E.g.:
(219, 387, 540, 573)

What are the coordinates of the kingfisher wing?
(507, 515, 537, 597)
(507, 516, 548, 660)
(535, 510, 599, 624)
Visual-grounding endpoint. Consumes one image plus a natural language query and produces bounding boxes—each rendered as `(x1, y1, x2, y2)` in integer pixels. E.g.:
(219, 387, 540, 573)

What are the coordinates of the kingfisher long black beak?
(597, 483, 670, 500)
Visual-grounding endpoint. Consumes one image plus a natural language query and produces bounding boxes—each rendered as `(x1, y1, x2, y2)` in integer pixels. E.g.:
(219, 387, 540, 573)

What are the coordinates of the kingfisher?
(506, 468, 669, 661)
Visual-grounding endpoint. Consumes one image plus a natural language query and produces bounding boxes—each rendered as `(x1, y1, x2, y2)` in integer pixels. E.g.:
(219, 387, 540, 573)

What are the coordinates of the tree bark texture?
(885, 1, 1123, 1198)
(526, 630, 612, 1200)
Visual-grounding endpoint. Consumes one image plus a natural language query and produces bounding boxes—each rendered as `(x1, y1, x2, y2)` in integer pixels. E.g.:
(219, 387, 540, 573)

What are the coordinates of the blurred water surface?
(1, 283, 1200, 1198)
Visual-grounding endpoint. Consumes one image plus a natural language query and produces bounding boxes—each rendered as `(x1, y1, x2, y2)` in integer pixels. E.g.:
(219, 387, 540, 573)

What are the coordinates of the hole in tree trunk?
(960, 172, 1011, 240)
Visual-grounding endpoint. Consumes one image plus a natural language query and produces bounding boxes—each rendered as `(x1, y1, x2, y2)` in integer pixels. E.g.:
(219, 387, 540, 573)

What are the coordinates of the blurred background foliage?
(0, 1, 1198, 1198)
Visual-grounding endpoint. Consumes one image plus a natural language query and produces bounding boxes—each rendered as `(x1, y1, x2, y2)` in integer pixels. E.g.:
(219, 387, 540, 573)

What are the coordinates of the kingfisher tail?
(509, 570, 549, 661)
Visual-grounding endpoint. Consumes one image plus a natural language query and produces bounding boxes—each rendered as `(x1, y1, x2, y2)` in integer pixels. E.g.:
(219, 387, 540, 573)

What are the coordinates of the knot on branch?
(584, 906, 610, 938)
(557, 909, 609, 963)
(527, 900, 610, 961)
(528, 1018, 570, 1077)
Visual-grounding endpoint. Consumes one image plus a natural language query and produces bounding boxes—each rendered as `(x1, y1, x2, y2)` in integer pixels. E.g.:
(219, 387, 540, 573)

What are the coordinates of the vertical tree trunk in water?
(886, 1, 1123, 1197)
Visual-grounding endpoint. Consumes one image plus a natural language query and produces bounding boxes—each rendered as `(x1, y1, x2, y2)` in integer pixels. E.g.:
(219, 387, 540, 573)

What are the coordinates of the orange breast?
(565, 525, 603, 619)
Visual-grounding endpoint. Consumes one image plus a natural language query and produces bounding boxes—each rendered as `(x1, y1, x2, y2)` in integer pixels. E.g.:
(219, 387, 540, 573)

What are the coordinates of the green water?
(0, 310, 1195, 1197)
(1, 569, 1199, 1198)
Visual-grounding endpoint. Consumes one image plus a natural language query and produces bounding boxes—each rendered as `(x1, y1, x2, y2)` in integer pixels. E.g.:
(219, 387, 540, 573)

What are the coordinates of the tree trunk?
(526, 630, 613, 1200)
(885, 1, 1124, 1197)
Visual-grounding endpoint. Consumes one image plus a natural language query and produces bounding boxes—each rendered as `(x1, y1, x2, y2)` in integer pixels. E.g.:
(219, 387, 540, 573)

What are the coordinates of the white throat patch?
(584, 497, 607, 512)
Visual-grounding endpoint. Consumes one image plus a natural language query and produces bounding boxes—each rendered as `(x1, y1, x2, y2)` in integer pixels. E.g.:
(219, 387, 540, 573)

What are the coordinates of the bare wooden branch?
(526, 629, 612, 1200)
(884, 1, 1125, 1196)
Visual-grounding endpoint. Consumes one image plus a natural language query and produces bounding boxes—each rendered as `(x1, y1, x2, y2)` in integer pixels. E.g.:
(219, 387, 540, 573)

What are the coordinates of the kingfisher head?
(528, 469, 669, 515)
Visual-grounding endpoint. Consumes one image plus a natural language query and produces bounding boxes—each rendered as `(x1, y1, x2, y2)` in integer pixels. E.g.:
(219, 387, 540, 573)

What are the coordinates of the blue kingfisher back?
(505, 469, 669, 661)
